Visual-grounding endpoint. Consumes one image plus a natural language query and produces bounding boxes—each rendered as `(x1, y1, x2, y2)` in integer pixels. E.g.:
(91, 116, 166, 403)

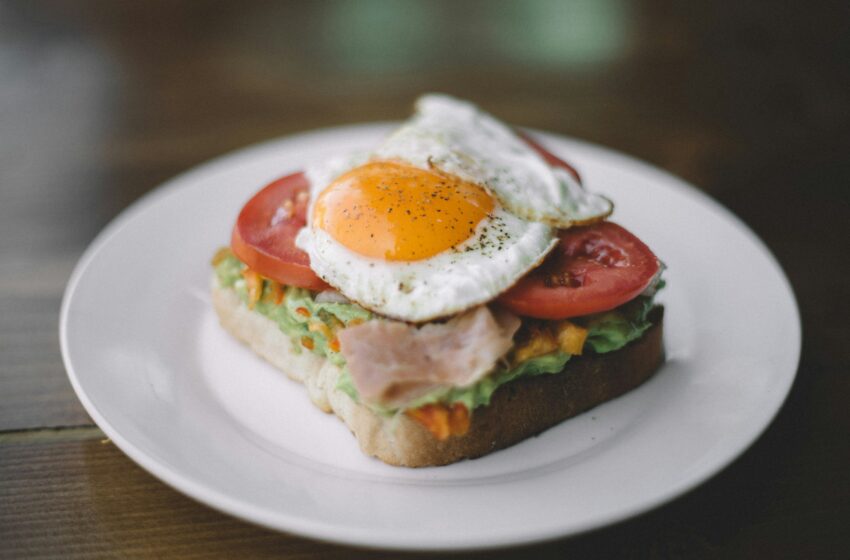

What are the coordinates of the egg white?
(296, 198, 556, 322)
(294, 94, 611, 321)
(375, 94, 612, 227)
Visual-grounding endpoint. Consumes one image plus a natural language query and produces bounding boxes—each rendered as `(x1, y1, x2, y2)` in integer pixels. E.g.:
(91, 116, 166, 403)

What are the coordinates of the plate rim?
(59, 123, 802, 551)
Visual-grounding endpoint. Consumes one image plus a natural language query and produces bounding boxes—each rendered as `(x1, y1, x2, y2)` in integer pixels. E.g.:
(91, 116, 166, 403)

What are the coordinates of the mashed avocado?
(215, 251, 370, 366)
(215, 250, 660, 413)
(582, 293, 658, 353)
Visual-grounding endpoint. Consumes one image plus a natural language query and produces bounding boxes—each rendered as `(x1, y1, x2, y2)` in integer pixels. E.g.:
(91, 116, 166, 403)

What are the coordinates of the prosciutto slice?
(338, 306, 520, 408)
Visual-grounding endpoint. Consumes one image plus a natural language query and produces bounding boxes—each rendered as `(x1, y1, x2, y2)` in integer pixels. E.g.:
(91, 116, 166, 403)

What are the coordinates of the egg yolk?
(313, 161, 495, 261)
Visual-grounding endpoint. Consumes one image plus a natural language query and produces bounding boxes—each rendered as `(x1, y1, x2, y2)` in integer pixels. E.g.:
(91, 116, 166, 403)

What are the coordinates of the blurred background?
(1, 1, 848, 557)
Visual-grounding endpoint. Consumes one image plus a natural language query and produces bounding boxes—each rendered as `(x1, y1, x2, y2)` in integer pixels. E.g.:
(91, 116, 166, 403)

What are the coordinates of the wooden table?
(2, 1, 848, 557)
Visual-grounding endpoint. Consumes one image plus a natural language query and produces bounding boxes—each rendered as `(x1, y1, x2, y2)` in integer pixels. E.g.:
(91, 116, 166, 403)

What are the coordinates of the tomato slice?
(231, 172, 329, 291)
(518, 131, 582, 184)
(497, 222, 659, 319)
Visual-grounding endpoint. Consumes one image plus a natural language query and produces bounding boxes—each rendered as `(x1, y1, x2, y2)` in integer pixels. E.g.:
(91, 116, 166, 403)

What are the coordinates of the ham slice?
(338, 306, 521, 408)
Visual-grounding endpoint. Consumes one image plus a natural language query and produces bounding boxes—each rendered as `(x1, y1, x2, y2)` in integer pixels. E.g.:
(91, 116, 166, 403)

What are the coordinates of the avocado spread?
(214, 250, 660, 413)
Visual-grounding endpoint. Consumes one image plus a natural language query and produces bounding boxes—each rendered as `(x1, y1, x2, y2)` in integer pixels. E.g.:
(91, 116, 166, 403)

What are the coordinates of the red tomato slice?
(497, 222, 659, 319)
(518, 131, 582, 184)
(231, 172, 329, 291)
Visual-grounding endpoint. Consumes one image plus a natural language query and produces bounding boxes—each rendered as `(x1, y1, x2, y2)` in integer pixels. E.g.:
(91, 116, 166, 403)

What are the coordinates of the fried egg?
(295, 94, 611, 322)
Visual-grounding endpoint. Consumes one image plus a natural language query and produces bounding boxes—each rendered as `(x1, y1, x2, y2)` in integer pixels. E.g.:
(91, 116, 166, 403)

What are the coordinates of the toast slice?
(212, 281, 664, 467)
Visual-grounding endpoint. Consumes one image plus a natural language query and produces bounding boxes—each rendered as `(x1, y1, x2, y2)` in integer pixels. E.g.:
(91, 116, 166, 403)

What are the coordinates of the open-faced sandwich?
(211, 94, 665, 467)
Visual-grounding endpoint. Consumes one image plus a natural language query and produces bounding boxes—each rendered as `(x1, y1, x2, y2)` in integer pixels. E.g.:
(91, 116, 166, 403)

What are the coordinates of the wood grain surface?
(1, 0, 848, 558)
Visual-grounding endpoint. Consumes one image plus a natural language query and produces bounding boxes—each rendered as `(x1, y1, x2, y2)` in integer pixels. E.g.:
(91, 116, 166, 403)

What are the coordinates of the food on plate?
(212, 94, 665, 467)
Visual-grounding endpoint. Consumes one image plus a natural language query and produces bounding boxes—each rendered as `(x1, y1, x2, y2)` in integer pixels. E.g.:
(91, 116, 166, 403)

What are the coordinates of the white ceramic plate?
(60, 124, 800, 551)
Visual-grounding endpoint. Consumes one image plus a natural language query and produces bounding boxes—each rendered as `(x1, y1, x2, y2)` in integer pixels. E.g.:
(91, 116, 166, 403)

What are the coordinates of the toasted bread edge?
(211, 279, 664, 467)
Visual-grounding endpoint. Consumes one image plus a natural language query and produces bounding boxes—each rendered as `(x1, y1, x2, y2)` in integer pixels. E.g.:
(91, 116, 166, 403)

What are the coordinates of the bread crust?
(212, 280, 664, 467)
